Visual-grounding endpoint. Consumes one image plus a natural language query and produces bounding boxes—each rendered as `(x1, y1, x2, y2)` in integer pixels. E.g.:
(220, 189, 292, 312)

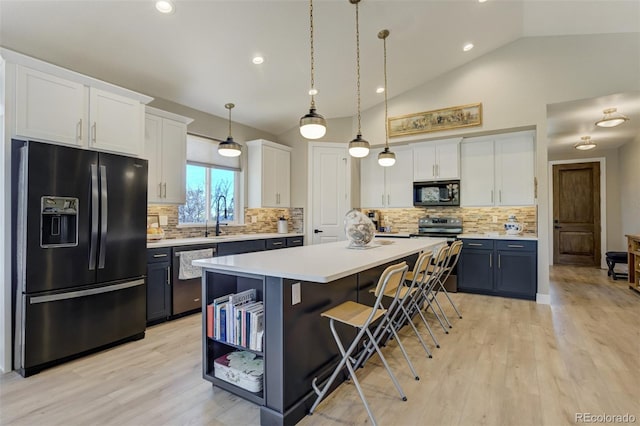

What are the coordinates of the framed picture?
(388, 102, 482, 137)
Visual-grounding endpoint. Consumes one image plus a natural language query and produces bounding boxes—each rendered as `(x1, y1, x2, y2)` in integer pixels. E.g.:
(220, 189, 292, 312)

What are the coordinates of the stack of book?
(207, 289, 264, 352)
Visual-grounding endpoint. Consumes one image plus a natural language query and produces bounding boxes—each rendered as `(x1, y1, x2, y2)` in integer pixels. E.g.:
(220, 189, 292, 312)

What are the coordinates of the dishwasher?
(172, 243, 217, 317)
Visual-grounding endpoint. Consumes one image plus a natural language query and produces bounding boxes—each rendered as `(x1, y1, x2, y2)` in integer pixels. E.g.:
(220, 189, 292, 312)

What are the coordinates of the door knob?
(554, 225, 562, 229)
(314, 229, 324, 234)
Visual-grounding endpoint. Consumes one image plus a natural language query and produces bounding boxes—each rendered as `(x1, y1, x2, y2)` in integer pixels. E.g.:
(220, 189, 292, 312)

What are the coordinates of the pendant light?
(347, 0, 370, 158)
(299, 0, 327, 140)
(377, 29, 395, 167)
(218, 103, 242, 157)
(595, 107, 629, 128)
(574, 135, 596, 151)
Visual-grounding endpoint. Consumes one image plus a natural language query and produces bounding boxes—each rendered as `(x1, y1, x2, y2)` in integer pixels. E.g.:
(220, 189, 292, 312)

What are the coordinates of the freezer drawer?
(19, 279, 145, 376)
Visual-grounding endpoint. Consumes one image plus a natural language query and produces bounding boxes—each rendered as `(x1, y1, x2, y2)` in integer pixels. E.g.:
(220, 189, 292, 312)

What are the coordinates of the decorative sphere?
(344, 209, 375, 247)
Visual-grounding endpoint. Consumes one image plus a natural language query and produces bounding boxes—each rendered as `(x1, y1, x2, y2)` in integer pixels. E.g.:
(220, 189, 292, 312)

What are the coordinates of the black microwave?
(413, 180, 460, 206)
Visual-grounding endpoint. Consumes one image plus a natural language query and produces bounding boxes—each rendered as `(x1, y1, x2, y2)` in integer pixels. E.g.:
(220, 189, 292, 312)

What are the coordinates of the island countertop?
(192, 237, 446, 283)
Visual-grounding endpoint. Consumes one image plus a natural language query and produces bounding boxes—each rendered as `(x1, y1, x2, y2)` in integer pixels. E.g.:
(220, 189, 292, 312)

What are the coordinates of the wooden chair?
(309, 262, 410, 426)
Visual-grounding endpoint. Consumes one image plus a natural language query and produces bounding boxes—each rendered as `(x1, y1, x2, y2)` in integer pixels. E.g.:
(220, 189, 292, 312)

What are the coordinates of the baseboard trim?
(536, 293, 551, 305)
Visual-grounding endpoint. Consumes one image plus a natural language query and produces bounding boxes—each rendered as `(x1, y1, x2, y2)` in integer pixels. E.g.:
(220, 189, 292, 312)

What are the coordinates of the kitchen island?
(193, 237, 445, 426)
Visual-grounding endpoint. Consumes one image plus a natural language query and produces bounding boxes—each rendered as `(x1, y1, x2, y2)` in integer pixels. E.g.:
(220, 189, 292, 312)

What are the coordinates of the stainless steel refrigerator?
(11, 140, 148, 377)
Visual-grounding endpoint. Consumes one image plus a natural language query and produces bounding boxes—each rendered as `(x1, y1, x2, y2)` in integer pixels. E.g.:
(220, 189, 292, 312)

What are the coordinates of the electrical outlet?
(159, 215, 168, 226)
(251, 215, 257, 223)
(492, 216, 498, 223)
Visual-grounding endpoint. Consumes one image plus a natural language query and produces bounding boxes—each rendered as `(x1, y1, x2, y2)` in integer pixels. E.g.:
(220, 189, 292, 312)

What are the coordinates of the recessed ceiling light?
(463, 43, 474, 52)
(376, 87, 385, 94)
(155, 0, 174, 14)
(252, 56, 264, 65)
(478, 0, 488, 3)
(308, 88, 318, 96)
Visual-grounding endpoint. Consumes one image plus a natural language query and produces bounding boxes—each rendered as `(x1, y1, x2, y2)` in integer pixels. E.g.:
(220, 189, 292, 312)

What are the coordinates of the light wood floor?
(1, 266, 638, 426)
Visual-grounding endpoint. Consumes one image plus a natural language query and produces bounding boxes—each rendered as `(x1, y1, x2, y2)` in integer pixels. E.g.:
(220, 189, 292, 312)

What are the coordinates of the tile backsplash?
(362, 206, 537, 235)
(148, 205, 303, 239)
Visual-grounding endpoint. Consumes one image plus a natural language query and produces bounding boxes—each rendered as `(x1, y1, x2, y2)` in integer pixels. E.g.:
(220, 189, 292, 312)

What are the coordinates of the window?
(179, 164, 239, 225)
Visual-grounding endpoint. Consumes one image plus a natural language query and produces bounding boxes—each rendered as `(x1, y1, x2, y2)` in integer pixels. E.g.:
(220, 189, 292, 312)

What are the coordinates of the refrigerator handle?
(89, 164, 99, 270)
(98, 165, 108, 269)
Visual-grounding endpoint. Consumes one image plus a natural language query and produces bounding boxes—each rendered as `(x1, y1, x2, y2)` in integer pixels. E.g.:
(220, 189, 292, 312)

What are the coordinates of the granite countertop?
(147, 232, 304, 248)
(192, 237, 446, 283)
(458, 233, 538, 241)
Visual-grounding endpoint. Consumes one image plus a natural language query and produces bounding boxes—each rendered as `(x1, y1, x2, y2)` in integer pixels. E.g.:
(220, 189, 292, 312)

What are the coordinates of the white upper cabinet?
(412, 138, 461, 181)
(461, 131, 535, 206)
(247, 139, 291, 208)
(89, 88, 144, 156)
(15, 65, 87, 147)
(360, 146, 413, 208)
(6, 50, 152, 156)
(144, 107, 192, 204)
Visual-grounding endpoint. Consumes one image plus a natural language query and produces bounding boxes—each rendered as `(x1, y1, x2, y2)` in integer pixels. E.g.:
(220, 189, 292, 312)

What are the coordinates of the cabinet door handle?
(77, 119, 83, 141)
(291, 239, 301, 243)
(436, 164, 439, 177)
(499, 190, 502, 203)
(491, 190, 494, 203)
(387, 194, 390, 205)
(158, 183, 162, 198)
(432, 164, 435, 177)
(153, 253, 168, 258)
(91, 122, 97, 144)
(382, 194, 385, 205)
(163, 182, 167, 198)
(167, 268, 170, 285)
(498, 254, 501, 269)
(507, 244, 524, 248)
(272, 242, 283, 246)
(489, 253, 492, 268)
(468, 243, 483, 246)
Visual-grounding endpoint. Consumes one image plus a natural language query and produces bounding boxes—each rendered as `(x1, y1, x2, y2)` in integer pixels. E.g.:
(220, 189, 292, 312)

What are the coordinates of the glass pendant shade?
(595, 108, 629, 128)
(574, 136, 596, 151)
(299, 108, 327, 139)
(218, 136, 242, 157)
(378, 147, 396, 166)
(348, 134, 370, 158)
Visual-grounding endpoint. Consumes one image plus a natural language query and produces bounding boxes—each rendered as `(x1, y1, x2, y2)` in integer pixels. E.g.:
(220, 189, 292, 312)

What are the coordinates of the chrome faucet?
(215, 195, 227, 236)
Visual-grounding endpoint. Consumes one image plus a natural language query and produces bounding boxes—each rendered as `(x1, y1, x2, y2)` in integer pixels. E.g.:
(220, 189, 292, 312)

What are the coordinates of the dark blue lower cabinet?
(458, 239, 537, 300)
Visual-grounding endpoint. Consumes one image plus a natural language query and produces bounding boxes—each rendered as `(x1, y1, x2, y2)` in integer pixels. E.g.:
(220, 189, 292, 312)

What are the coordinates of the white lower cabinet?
(145, 108, 193, 204)
(461, 131, 535, 206)
(360, 147, 413, 208)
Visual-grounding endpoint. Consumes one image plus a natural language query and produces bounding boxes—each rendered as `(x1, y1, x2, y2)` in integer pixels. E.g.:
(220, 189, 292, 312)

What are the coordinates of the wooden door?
(553, 162, 600, 265)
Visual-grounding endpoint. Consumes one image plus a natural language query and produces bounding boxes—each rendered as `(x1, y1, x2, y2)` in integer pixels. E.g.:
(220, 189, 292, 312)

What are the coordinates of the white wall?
(619, 134, 640, 243)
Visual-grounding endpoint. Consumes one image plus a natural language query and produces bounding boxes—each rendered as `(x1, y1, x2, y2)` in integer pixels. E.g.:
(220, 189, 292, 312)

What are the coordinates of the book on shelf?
(210, 289, 263, 351)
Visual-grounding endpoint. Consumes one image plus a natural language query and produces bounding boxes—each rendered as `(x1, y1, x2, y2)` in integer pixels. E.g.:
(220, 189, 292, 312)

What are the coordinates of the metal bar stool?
(406, 245, 451, 334)
(431, 240, 463, 321)
(354, 252, 435, 373)
(309, 262, 410, 426)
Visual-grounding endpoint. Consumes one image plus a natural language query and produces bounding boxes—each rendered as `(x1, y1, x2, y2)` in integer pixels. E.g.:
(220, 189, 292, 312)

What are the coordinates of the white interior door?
(309, 144, 350, 244)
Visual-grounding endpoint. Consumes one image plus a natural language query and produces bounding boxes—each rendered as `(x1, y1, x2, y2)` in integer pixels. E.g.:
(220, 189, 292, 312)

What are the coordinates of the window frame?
(178, 161, 244, 227)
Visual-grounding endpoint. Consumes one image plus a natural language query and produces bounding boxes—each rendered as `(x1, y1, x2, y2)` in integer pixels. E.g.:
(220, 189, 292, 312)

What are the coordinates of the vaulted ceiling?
(1, 0, 638, 148)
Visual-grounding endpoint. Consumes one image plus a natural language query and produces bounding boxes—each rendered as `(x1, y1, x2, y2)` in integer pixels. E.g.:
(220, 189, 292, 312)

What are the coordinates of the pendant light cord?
(228, 106, 232, 137)
(383, 34, 389, 148)
(355, 1, 362, 134)
(309, 0, 316, 108)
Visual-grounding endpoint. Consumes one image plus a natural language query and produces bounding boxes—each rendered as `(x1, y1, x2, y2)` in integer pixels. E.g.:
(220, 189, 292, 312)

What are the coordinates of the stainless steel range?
(411, 216, 463, 242)
(410, 216, 462, 292)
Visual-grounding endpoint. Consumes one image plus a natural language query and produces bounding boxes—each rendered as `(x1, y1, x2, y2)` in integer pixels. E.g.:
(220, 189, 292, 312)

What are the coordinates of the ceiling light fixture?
(218, 103, 242, 157)
(595, 107, 629, 128)
(348, 0, 370, 158)
(299, 0, 327, 140)
(574, 136, 596, 151)
(463, 43, 474, 52)
(155, 0, 174, 14)
(252, 56, 264, 65)
(377, 29, 395, 167)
